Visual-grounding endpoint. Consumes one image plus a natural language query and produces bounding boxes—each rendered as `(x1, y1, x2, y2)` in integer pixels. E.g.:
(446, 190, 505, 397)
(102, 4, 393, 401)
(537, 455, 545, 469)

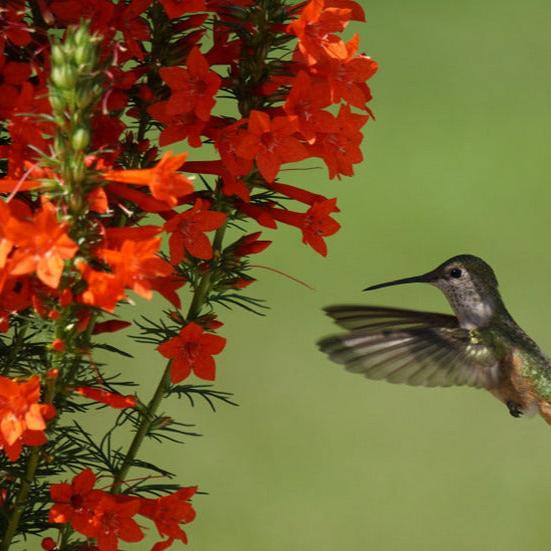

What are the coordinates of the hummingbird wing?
(318, 305, 501, 389)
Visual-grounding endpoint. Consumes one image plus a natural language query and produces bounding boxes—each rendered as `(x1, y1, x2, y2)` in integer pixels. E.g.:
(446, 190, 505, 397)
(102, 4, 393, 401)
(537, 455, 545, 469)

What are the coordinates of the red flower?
(157, 322, 226, 383)
(161, 47, 221, 121)
(229, 232, 271, 257)
(213, 121, 253, 177)
(312, 35, 378, 110)
(236, 111, 308, 182)
(0, 375, 55, 461)
(310, 104, 369, 178)
(289, 0, 356, 64)
(88, 495, 144, 551)
(270, 198, 340, 256)
(0, 5, 33, 53)
(148, 102, 208, 148)
(99, 238, 174, 300)
(49, 468, 98, 529)
(77, 262, 126, 313)
(51, 338, 65, 352)
(164, 199, 226, 263)
(103, 151, 194, 208)
(75, 387, 137, 409)
(109, 0, 151, 60)
(284, 71, 332, 141)
(139, 486, 197, 548)
(41, 537, 57, 551)
(5, 201, 79, 288)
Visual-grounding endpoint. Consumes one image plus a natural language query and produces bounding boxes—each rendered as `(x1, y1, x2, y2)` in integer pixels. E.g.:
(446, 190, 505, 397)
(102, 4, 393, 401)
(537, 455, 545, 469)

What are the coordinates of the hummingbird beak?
(363, 271, 436, 292)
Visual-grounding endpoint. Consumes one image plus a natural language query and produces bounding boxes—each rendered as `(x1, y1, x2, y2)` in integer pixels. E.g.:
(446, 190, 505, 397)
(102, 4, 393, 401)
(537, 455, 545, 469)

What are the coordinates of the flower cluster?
(49, 469, 196, 551)
(0, 0, 375, 549)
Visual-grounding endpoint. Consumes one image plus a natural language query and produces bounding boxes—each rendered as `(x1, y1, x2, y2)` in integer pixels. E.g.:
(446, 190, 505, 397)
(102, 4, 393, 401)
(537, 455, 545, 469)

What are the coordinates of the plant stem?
(111, 222, 228, 493)
(0, 447, 40, 551)
(111, 363, 171, 493)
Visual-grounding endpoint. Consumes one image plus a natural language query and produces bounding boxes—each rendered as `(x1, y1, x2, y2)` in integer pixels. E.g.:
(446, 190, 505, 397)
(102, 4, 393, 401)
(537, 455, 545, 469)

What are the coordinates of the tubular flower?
(5, 201, 79, 288)
(139, 486, 197, 549)
(157, 322, 226, 383)
(148, 102, 208, 148)
(283, 71, 332, 141)
(0, 375, 55, 461)
(85, 493, 144, 550)
(77, 261, 126, 313)
(99, 237, 174, 300)
(75, 387, 137, 409)
(49, 468, 98, 528)
(270, 198, 340, 256)
(236, 111, 308, 183)
(310, 103, 369, 178)
(288, 0, 361, 64)
(311, 35, 378, 110)
(164, 199, 226, 263)
(229, 232, 272, 257)
(103, 151, 194, 208)
(161, 47, 221, 121)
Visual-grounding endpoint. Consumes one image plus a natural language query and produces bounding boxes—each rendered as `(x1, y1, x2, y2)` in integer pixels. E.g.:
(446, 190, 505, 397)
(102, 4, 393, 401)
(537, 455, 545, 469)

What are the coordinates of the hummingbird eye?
(449, 268, 462, 279)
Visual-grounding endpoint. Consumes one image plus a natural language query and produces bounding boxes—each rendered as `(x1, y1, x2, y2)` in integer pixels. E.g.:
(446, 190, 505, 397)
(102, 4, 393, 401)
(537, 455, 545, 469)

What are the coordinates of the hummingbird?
(318, 254, 551, 425)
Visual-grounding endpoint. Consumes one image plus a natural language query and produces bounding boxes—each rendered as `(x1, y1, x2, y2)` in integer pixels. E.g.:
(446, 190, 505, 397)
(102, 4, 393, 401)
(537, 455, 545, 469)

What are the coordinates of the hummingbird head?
(365, 254, 506, 328)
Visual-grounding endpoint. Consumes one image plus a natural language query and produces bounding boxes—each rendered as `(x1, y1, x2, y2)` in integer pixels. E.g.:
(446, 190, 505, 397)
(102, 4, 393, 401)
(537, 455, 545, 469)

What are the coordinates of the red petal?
(192, 355, 216, 380)
(170, 357, 192, 383)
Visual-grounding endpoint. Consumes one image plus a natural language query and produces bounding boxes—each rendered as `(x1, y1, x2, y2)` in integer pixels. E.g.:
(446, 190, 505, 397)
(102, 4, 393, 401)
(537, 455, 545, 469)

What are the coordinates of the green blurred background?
(109, 1, 551, 549)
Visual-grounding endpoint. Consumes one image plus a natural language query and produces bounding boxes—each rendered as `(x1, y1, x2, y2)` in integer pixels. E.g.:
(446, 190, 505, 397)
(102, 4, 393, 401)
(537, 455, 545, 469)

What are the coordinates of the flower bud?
(72, 127, 90, 151)
(50, 44, 66, 66)
(41, 537, 57, 551)
(74, 43, 92, 66)
(73, 24, 91, 48)
(51, 339, 65, 352)
(75, 88, 95, 109)
(51, 65, 77, 89)
(49, 92, 65, 114)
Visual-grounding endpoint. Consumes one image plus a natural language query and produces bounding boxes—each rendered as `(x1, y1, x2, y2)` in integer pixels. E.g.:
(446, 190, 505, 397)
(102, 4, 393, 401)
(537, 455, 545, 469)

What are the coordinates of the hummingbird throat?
(439, 284, 495, 329)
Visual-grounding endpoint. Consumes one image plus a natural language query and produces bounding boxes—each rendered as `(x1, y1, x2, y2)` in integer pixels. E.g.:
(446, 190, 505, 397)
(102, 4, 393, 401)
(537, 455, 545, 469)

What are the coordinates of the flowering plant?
(0, 0, 376, 549)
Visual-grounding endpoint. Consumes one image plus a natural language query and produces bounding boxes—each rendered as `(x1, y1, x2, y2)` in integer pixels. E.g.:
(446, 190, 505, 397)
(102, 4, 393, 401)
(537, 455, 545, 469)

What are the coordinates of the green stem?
(111, 364, 171, 493)
(0, 448, 41, 551)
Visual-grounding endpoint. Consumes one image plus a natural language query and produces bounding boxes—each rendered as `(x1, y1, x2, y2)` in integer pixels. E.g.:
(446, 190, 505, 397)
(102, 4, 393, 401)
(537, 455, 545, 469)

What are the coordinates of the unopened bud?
(49, 93, 65, 114)
(73, 24, 89, 47)
(50, 44, 66, 66)
(51, 65, 77, 89)
(74, 44, 92, 66)
(72, 127, 90, 151)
